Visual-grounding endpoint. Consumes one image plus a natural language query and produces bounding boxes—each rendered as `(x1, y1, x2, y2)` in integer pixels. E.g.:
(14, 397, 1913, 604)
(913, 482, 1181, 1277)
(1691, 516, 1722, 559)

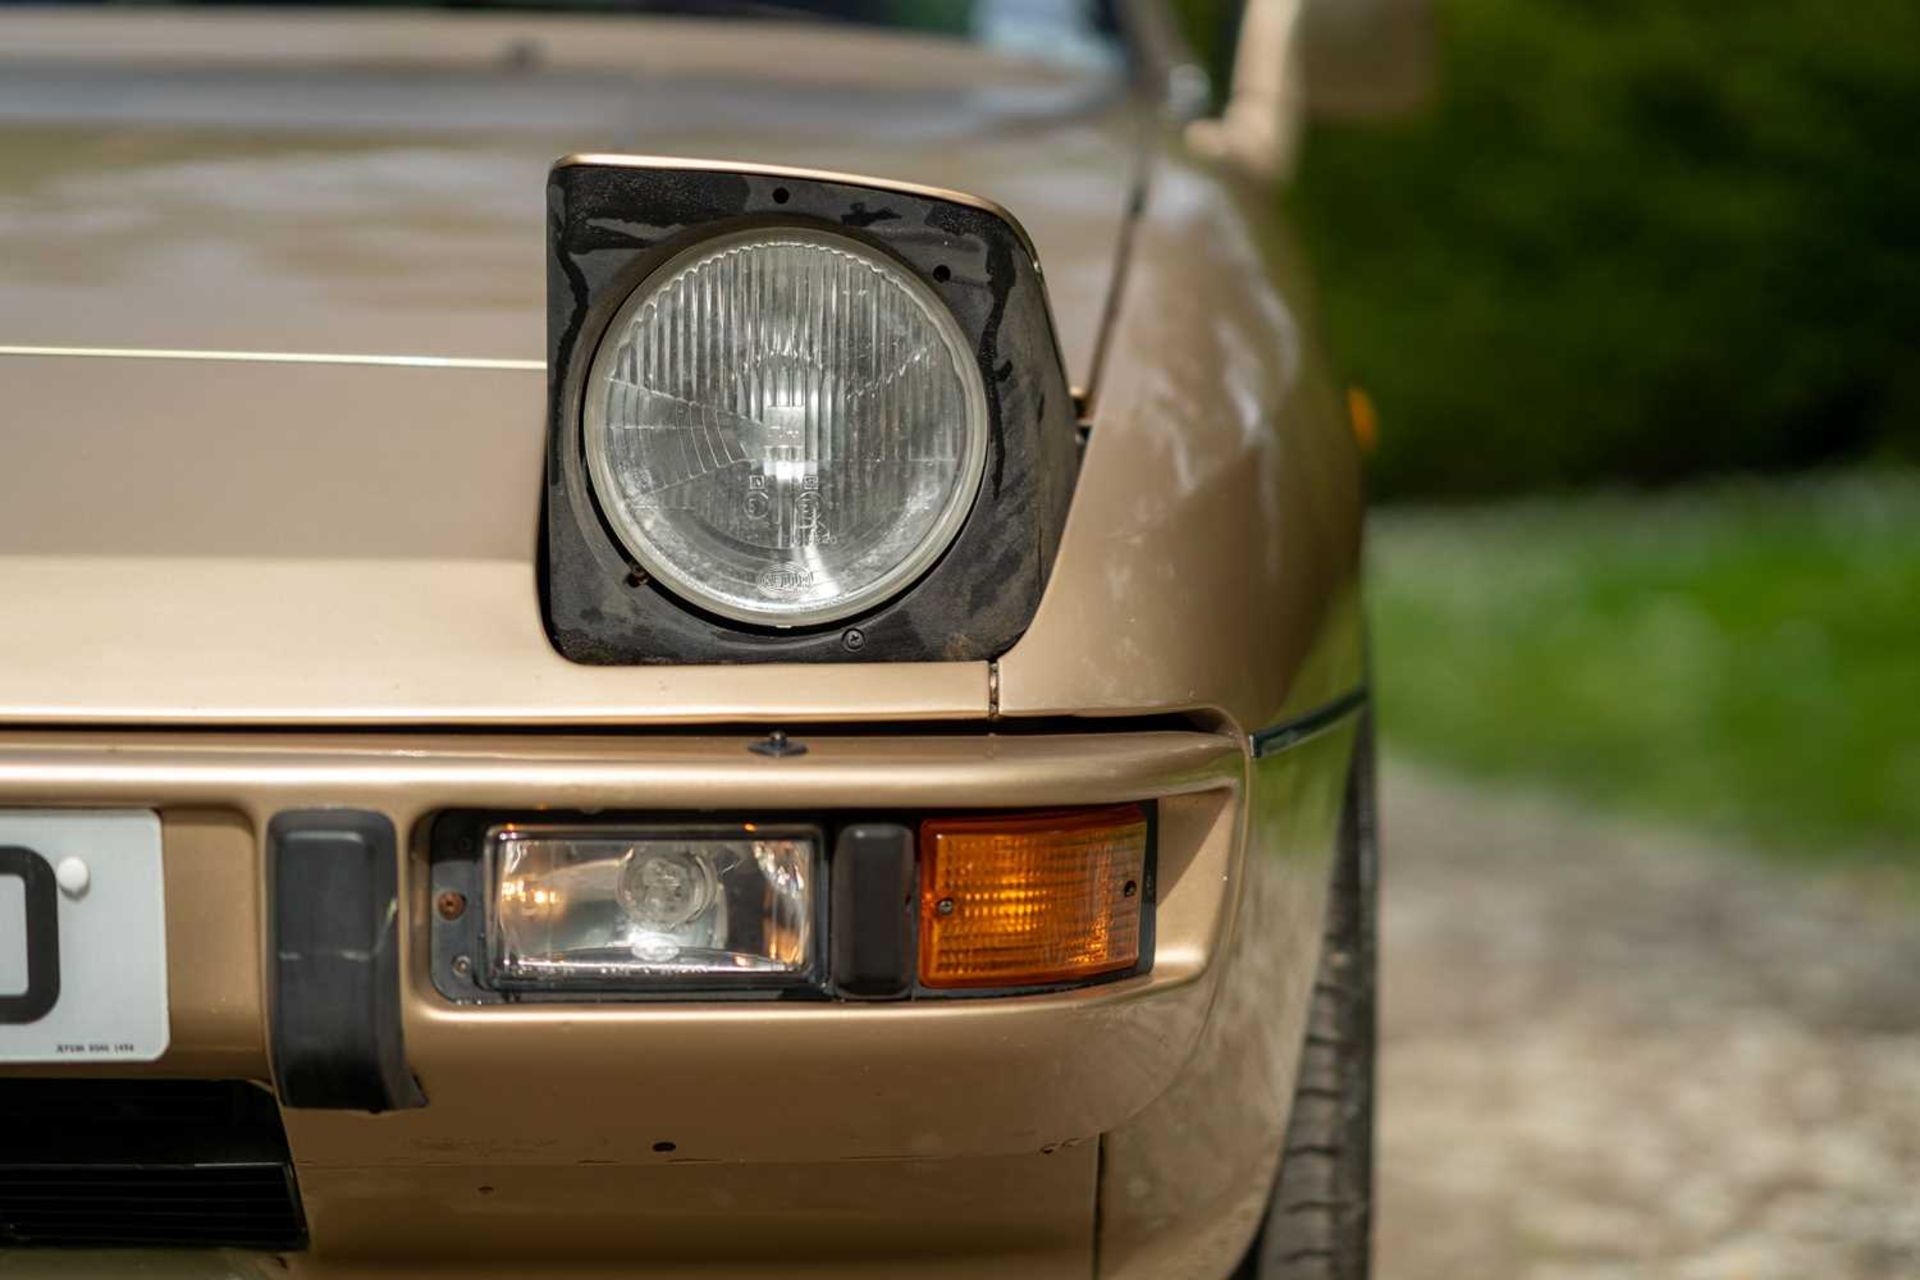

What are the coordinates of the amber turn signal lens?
(918, 805, 1148, 989)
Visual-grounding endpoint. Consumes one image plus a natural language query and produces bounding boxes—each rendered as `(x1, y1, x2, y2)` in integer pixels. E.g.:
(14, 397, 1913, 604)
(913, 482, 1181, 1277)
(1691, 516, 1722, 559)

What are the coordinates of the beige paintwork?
(0, 367, 984, 724)
(0, 6, 1370, 1278)
(0, 8, 1133, 374)
(1000, 148, 1367, 735)
(1104, 718, 1359, 1276)
(0, 722, 1357, 1277)
(1187, 0, 1307, 179)
(0, 6, 1146, 725)
(0, 728, 1240, 1278)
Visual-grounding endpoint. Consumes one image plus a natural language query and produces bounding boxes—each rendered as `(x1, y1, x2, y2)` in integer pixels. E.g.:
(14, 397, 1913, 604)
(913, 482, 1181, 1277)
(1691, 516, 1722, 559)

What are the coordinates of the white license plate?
(0, 811, 168, 1062)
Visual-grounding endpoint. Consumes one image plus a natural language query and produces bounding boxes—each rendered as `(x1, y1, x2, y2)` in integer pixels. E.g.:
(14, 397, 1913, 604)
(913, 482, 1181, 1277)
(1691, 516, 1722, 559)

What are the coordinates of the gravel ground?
(1375, 760, 1920, 1280)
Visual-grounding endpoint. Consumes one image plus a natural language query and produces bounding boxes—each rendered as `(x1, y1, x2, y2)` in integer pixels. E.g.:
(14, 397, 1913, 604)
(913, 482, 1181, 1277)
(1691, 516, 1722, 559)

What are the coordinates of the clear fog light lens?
(583, 227, 990, 627)
(485, 825, 818, 988)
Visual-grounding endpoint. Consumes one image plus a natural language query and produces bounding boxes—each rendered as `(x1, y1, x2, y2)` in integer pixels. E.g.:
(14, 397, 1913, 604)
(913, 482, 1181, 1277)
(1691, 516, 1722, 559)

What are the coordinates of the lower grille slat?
(0, 1080, 307, 1250)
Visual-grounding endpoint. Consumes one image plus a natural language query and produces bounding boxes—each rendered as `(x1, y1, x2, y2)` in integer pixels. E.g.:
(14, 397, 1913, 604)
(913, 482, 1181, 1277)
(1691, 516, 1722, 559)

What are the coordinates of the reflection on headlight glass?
(486, 826, 817, 986)
(584, 228, 989, 627)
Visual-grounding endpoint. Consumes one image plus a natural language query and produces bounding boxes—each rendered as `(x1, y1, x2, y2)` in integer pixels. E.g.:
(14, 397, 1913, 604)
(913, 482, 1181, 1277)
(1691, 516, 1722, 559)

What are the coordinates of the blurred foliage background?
(1173, 0, 1920, 860)
(1181, 0, 1920, 500)
(1371, 475, 1920, 856)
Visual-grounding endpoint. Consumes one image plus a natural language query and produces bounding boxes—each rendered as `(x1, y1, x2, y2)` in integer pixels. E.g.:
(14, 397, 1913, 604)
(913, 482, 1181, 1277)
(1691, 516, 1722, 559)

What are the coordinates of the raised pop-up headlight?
(583, 228, 991, 628)
(485, 824, 819, 988)
(546, 159, 1080, 665)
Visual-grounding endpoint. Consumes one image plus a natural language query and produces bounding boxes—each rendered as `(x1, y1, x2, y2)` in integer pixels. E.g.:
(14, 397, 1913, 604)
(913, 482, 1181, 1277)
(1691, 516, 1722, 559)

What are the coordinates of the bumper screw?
(748, 730, 808, 758)
(436, 890, 468, 921)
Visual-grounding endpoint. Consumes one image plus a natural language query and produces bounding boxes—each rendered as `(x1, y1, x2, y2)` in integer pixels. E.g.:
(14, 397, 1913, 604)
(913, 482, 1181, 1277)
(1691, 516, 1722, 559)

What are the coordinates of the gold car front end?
(1, 119, 1366, 1276)
(0, 720, 1355, 1277)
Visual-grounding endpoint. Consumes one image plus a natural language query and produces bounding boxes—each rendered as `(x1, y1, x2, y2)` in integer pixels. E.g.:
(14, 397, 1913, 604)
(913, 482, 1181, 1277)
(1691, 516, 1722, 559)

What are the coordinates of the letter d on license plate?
(0, 811, 168, 1062)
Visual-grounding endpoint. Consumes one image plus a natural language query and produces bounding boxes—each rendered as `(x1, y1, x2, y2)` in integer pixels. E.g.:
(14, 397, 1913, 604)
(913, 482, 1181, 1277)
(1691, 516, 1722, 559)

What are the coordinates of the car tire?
(1238, 716, 1378, 1280)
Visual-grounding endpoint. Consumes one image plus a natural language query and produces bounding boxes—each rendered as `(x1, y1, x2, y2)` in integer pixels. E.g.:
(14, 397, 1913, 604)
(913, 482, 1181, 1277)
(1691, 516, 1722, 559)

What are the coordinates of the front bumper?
(0, 727, 1244, 1276)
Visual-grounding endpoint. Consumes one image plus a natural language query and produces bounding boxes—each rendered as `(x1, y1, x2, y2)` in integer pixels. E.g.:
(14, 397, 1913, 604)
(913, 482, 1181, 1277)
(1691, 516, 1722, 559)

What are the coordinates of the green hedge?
(1194, 0, 1920, 499)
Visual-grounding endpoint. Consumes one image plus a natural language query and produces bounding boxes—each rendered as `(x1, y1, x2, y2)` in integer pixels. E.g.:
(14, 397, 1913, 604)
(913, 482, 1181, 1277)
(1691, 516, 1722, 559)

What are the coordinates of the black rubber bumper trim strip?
(267, 810, 426, 1112)
(1249, 687, 1370, 760)
(829, 823, 917, 1000)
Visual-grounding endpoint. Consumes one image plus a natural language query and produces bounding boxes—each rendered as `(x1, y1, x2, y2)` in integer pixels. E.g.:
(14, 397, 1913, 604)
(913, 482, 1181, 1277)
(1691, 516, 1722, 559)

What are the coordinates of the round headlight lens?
(583, 227, 990, 627)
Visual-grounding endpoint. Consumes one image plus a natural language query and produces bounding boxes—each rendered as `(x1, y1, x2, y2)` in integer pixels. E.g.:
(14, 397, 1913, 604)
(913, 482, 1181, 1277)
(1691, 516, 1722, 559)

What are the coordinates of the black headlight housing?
(543, 156, 1080, 665)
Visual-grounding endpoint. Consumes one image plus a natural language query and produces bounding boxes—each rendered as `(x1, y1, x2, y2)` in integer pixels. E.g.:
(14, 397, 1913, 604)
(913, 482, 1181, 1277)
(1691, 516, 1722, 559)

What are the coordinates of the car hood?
(0, 9, 1139, 725)
(0, 7, 1137, 376)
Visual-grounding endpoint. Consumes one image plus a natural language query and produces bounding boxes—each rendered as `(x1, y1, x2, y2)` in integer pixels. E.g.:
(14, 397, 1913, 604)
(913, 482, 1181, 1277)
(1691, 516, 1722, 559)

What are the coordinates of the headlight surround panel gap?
(544, 157, 1081, 665)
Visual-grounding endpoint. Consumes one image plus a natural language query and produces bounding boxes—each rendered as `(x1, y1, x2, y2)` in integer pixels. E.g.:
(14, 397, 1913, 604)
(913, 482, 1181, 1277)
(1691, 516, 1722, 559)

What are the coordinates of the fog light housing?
(918, 806, 1149, 990)
(485, 824, 819, 990)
